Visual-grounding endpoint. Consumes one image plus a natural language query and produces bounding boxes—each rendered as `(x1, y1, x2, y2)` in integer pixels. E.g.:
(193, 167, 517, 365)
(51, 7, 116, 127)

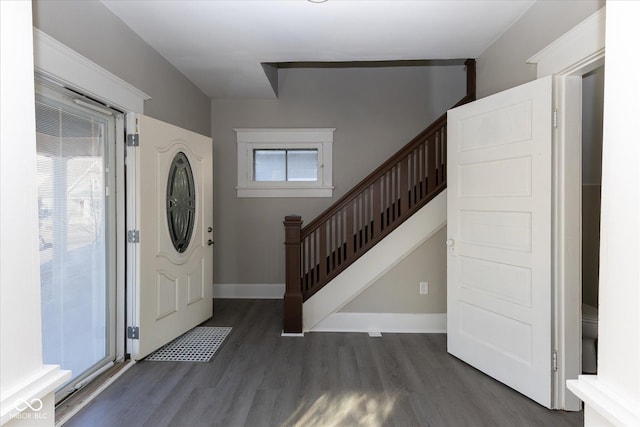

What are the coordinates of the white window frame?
(235, 128, 335, 198)
(33, 28, 150, 368)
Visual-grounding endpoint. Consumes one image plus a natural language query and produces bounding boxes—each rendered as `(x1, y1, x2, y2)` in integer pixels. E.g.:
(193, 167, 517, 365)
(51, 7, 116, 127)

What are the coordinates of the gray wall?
(341, 227, 447, 314)
(32, 0, 211, 136)
(212, 65, 466, 285)
(476, 0, 605, 99)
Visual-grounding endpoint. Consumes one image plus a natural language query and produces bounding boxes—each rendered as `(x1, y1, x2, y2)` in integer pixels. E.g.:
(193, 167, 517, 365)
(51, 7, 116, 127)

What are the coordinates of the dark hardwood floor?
(64, 299, 583, 427)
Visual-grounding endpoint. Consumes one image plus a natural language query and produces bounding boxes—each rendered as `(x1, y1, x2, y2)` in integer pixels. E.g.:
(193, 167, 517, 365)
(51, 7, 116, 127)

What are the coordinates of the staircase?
(283, 59, 476, 333)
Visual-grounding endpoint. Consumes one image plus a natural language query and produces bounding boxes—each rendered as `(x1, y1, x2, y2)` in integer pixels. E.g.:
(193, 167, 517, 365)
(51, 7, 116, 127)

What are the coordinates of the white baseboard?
(213, 283, 285, 299)
(281, 331, 305, 337)
(310, 312, 446, 333)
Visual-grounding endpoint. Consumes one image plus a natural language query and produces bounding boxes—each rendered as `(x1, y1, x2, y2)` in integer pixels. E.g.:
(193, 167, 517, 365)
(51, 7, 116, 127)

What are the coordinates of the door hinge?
(553, 350, 558, 372)
(127, 230, 140, 243)
(127, 133, 139, 147)
(127, 326, 139, 340)
(553, 109, 558, 129)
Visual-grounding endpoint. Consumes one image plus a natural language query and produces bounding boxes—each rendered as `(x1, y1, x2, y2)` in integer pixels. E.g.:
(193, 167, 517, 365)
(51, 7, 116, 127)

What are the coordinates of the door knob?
(446, 239, 456, 256)
(208, 240, 214, 246)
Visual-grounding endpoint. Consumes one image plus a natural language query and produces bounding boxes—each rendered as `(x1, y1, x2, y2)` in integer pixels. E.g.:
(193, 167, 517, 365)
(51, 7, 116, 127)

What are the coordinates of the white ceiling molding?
(527, 7, 605, 78)
(33, 28, 150, 112)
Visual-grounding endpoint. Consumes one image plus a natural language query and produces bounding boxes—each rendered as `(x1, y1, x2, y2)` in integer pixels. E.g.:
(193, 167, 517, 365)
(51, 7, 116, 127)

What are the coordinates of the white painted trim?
(281, 332, 305, 337)
(125, 113, 140, 359)
(567, 376, 640, 427)
(0, 365, 70, 424)
(236, 187, 333, 198)
(234, 128, 336, 142)
(115, 115, 127, 362)
(524, 6, 607, 411)
(235, 128, 334, 198)
(33, 28, 150, 113)
(311, 313, 446, 333)
(213, 283, 285, 299)
(552, 75, 583, 412)
(303, 191, 447, 331)
(527, 7, 605, 78)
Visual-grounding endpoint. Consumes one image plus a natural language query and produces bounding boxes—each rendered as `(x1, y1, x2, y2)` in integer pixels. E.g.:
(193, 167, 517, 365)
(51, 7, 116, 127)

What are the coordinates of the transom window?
(235, 128, 334, 197)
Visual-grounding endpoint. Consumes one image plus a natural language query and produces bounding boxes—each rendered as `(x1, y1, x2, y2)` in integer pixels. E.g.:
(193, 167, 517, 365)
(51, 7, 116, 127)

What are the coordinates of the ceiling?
(102, 0, 535, 99)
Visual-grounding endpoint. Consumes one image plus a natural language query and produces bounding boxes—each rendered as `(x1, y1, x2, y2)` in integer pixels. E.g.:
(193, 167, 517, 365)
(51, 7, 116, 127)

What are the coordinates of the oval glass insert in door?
(166, 152, 196, 253)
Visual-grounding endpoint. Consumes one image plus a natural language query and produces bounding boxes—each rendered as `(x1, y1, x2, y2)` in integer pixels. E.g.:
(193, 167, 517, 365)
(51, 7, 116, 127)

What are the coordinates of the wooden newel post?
(283, 215, 303, 333)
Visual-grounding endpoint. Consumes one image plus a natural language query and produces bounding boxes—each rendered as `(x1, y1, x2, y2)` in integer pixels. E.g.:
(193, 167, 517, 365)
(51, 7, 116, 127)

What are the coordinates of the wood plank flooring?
(64, 299, 583, 427)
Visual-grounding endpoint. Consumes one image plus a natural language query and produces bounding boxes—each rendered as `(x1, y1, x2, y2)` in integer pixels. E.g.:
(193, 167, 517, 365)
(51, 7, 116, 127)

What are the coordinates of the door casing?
(527, 7, 605, 410)
(446, 7, 605, 411)
(527, 7, 605, 411)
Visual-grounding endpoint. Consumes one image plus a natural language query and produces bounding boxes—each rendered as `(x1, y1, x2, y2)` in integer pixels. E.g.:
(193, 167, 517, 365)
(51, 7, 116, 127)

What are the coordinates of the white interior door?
(127, 114, 213, 360)
(447, 76, 553, 407)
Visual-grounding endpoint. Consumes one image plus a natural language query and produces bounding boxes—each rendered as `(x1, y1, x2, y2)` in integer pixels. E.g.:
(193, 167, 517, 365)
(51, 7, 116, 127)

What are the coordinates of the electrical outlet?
(420, 281, 429, 294)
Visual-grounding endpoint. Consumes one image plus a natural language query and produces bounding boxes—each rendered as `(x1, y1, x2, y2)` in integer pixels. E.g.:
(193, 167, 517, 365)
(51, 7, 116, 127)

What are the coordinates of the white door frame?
(527, 6, 605, 410)
(33, 28, 151, 362)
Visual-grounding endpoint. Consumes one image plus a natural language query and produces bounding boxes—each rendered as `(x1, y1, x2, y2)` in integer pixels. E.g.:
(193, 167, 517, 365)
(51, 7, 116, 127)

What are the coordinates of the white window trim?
(235, 128, 335, 198)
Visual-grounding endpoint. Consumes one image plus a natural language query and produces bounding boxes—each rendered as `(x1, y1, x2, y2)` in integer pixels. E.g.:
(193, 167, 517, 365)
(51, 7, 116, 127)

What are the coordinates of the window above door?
(235, 128, 334, 197)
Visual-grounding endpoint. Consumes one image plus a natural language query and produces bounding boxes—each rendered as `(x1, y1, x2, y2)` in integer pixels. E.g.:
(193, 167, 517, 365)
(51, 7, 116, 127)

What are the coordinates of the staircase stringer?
(302, 190, 446, 332)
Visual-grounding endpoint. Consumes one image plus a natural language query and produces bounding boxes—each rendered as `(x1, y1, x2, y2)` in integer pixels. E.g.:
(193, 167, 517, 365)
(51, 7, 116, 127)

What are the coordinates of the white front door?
(446, 76, 553, 407)
(127, 114, 213, 360)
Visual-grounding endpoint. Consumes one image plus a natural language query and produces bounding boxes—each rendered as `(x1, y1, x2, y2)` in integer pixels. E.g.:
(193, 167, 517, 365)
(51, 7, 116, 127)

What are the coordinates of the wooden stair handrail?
(283, 59, 476, 333)
(300, 113, 447, 237)
(300, 91, 475, 238)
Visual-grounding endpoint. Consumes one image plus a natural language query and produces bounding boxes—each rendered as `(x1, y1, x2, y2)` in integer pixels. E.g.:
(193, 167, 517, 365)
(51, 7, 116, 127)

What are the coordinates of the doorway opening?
(580, 66, 604, 374)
